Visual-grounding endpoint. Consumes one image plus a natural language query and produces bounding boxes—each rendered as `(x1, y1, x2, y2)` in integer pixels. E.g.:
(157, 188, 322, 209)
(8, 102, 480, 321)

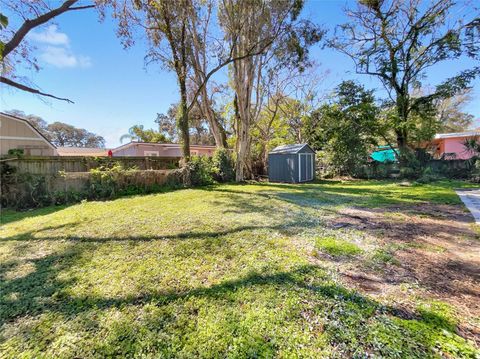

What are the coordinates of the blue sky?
(1, 0, 479, 148)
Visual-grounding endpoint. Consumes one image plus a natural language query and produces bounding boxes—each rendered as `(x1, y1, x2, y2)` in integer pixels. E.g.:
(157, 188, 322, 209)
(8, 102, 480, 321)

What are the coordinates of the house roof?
(0, 112, 57, 150)
(434, 131, 480, 139)
(56, 147, 110, 156)
(269, 143, 313, 154)
(112, 141, 216, 152)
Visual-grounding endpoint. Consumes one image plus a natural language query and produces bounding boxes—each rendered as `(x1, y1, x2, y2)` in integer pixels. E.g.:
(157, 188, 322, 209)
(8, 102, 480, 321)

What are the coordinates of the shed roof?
(269, 143, 313, 154)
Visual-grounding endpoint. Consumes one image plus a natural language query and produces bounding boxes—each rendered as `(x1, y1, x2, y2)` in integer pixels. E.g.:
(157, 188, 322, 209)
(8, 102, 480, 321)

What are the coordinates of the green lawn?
(1, 180, 479, 358)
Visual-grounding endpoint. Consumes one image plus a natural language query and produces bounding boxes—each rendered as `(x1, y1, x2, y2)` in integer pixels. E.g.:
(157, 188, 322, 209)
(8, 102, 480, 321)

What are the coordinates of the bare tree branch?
(2, 0, 95, 58)
(0, 76, 74, 103)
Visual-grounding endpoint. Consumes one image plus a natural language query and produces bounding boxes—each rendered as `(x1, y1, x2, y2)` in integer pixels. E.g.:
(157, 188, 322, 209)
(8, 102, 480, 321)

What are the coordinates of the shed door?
(299, 153, 314, 182)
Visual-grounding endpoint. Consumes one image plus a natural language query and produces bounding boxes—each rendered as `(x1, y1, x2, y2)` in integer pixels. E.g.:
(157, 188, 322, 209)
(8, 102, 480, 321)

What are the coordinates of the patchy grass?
(370, 248, 401, 266)
(315, 236, 363, 257)
(1, 180, 479, 358)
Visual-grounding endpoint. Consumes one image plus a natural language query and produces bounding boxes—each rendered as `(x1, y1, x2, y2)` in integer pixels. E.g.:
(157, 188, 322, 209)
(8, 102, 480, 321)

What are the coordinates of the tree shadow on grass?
(0, 219, 313, 243)
(1, 244, 474, 357)
(0, 205, 72, 226)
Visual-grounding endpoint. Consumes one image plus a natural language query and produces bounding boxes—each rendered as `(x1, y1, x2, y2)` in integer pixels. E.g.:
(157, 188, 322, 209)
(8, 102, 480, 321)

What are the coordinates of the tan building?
(112, 141, 216, 157)
(0, 112, 57, 156)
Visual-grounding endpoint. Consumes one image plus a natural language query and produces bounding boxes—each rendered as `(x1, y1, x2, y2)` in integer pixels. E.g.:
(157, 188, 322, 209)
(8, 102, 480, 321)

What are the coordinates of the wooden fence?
(2, 156, 179, 175)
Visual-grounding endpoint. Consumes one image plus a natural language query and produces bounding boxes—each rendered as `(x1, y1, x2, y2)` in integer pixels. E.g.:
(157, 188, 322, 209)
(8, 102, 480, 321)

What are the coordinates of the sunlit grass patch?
(315, 236, 363, 257)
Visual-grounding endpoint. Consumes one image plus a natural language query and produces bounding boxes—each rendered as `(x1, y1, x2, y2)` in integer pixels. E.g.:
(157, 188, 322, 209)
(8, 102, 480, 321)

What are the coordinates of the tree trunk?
(235, 122, 249, 182)
(178, 78, 190, 160)
(261, 140, 269, 175)
(199, 86, 228, 148)
(395, 94, 409, 149)
(395, 93, 411, 164)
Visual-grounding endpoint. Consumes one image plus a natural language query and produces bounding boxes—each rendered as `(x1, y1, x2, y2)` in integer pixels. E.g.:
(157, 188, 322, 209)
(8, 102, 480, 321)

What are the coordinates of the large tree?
(47, 122, 105, 147)
(101, 0, 193, 158)
(332, 0, 480, 155)
(219, 0, 321, 181)
(251, 65, 323, 173)
(434, 89, 475, 133)
(156, 102, 216, 145)
(305, 81, 384, 176)
(102, 0, 289, 160)
(0, 0, 95, 102)
(120, 125, 170, 143)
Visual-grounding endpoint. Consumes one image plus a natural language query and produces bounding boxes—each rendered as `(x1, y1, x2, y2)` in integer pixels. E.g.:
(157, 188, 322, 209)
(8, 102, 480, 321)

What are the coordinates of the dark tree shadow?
(0, 205, 71, 226)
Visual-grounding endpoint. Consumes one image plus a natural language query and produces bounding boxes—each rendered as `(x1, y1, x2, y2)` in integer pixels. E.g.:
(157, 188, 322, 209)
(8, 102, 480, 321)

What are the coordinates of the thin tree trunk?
(178, 78, 190, 160)
(199, 86, 228, 148)
(395, 94, 409, 151)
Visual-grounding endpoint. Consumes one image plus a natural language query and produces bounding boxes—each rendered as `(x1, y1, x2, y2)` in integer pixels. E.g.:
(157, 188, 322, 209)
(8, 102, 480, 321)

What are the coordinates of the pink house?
(430, 131, 479, 160)
(112, 141, 216, 157)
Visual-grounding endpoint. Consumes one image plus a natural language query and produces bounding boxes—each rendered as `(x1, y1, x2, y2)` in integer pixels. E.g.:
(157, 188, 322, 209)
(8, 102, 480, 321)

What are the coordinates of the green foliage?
(333, 0, 479, 150)
(315, 237, 362, 257)
(46, 121, 106, 148)
(120, 124, 170, 144)
(463, 136, 480, 157)
(212, 148, 235, 182)
(7, 148, 24, 156)
(185, 155, 215, 186)
(416, 167, 443, 184)
(306, 81, 384, 177)
(89, 164, 135, 199)
(370, 249, 400, 266)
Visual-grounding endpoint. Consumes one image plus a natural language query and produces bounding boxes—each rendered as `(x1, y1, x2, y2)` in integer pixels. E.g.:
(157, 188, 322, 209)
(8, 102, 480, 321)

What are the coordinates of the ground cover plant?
(1, 180, 479, 358)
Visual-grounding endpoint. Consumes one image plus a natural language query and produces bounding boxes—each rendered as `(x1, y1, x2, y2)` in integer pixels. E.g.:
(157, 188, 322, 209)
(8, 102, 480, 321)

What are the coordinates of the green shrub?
(7, 148, 24, 156)
(212, 148, 235, 182)
(185, 155, 215, 186)
(416, 167, 443, 184)
(89, 163, 138, 199)
(5, 173, 52, 209)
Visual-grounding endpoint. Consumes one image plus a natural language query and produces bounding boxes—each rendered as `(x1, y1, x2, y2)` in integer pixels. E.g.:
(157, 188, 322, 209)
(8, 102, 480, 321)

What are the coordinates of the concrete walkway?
(456, 189, 480, 224)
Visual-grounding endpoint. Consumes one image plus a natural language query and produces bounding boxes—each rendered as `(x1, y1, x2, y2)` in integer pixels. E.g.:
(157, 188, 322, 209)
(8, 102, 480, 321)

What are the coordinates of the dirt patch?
(327, 203, 480, 344)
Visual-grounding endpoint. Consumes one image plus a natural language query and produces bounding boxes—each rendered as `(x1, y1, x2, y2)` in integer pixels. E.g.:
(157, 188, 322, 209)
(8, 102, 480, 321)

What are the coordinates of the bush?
(7, 148, 24, 156)
(184, 155, 215, 186)
(89, 164, 137, 199)
(212, 148, 235, 182)
(1, 168, 53, 209)
(398, 150, 424, 179)
(416, 167, 442, 184)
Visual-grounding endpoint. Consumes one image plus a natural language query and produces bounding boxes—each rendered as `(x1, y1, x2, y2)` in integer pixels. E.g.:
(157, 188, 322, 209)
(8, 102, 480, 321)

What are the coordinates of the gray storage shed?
(268, 144, 315, 183)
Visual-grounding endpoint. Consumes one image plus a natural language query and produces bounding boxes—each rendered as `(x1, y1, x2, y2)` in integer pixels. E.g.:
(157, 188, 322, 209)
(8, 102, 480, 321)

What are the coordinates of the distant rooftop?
(112, 141, 216, 152)
(57, 147, 110, 156)
(269, 143, 312, 154)
(434, 131, 480, 139)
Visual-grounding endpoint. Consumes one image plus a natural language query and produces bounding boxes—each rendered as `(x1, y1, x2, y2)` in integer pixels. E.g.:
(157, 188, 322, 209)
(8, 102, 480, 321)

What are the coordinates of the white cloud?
(29, 25, 92, 69)
(29, 25, 69, 46)
(40, 46, 92, 68)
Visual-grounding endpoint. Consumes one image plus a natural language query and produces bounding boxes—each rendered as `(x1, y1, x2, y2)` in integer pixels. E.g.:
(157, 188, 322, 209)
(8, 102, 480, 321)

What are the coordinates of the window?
(144, 151, 159, 157)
